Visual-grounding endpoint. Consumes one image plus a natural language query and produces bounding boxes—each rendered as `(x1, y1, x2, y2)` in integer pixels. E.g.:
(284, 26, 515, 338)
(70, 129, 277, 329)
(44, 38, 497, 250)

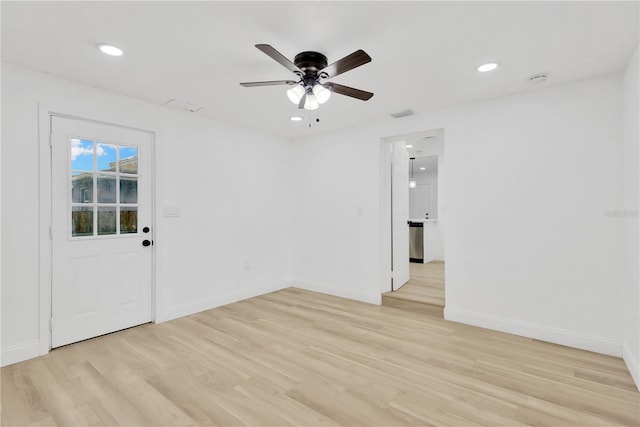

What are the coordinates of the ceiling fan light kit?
(240, 44, 373, 111)
(312, 84, 331, 104)
(303, 89, 320, 110)
(287, 84, 305, 104)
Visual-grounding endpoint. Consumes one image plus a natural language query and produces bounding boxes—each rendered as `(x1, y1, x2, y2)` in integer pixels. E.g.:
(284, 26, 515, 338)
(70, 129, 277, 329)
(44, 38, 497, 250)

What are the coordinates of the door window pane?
(98, 207, 117, 235)
(69, 138, 142, 238)
(119, 146, 138, 174)
(97, 143, 117, 172)
(71, 139, 94, 171)
(97, 175, 117, 203)
(120, 207, 137, 234)
(72, 206, 93, 237)
(72, 173, 93, 203)
(120, 177, 138, 204)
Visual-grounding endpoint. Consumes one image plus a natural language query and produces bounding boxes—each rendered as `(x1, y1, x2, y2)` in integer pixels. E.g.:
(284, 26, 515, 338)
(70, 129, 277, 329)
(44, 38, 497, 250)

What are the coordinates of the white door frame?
(379, 138, 393, 294)
(37, 105, 157, 355)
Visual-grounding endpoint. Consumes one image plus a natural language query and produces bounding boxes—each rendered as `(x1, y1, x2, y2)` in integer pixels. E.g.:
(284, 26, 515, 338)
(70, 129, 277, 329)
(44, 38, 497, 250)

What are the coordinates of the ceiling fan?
(240, 44, 373, 111)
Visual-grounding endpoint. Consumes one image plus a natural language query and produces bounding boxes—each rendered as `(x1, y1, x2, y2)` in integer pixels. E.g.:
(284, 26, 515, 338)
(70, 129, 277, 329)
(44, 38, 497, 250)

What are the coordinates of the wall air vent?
(390, 109, 414, 119)
(162, 98, 204, 113)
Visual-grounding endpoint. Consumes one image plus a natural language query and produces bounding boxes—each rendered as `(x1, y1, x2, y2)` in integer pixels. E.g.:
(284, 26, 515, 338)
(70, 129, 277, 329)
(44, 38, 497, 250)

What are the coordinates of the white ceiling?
(411, 155, 438, 174)
(2, 1, 638, 139)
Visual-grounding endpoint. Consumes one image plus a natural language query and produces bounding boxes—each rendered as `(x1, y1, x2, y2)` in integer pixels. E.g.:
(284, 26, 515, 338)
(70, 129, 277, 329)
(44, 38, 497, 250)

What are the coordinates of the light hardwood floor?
(382, 261, 445, 316)
(2, 287, 639, 426)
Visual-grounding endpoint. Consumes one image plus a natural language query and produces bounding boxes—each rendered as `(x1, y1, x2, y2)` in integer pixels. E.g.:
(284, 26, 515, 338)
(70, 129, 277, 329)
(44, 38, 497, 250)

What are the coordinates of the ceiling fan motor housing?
(294, 51, 328, 76)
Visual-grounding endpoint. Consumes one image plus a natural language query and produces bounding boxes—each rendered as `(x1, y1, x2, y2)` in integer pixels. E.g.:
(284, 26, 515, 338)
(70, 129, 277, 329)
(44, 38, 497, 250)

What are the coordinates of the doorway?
(50, 116, 155, 348)
(382, 129, 445, 316)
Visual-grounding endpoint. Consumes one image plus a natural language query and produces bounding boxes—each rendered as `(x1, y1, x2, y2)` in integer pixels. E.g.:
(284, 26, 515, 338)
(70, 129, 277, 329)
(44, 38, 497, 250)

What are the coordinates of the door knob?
(142, 240, 152, 247)
(143, 226, 150, 233)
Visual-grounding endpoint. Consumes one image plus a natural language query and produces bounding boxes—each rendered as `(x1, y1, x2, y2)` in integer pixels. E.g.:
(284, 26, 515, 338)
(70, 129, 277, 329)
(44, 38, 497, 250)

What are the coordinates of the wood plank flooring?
(2, 287, 639, 427)
(382, 261, 445, 315)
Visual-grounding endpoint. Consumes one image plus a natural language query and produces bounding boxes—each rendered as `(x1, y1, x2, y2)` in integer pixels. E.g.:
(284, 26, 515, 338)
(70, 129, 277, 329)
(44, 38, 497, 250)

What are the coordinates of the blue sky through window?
(121, 146, 137, 160)
(70, 139, 94, 171)
(71, 139, 138, 172)
(97, 143, 116, 171)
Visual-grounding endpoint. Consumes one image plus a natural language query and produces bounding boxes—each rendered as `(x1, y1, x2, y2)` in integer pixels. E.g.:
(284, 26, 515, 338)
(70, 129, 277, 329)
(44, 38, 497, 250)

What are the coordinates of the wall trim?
(623, 342, 640, 391)
(0, 340, 40, 368)
(444, 306, 623, 357)
(293, 280, 382, 305)
(157, 281, 291, 323)
(37, 104, 53, 357)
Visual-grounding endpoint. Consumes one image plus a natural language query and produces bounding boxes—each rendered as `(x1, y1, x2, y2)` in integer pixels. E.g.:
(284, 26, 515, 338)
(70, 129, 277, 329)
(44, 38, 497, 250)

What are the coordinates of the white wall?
(411, 137, 446, 259)
(443, 76, 625, 356)
(410, 171, 445, 261)
(1, 64, 293, 366)
(622, 44, 640, 389)
(291, 74, 627, 357)
(410, 171, 437, 219)
(290, 127, 383, 304)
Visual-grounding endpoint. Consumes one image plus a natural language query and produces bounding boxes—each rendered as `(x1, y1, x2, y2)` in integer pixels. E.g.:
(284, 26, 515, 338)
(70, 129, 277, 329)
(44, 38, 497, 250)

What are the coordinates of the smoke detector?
(528, 73, 549, 85)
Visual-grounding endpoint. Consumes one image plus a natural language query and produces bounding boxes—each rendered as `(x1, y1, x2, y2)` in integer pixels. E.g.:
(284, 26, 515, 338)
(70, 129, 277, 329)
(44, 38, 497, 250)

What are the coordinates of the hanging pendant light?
(409, 157, 417, 188)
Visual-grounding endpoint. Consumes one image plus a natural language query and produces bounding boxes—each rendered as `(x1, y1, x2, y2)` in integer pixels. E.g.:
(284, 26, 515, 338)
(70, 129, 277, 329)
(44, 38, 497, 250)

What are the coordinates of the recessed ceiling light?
(420, 167, 426, 170)
(477, 62, 499, 72)
(405, 144, 414, 148)
(290, 116, 303, 121)
(98, 44, 124, 56)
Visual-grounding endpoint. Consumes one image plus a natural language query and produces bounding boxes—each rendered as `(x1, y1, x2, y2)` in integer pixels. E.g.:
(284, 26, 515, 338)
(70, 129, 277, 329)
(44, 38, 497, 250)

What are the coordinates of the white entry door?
(51, 116, 153, 348)
(392, 141, 410, 290)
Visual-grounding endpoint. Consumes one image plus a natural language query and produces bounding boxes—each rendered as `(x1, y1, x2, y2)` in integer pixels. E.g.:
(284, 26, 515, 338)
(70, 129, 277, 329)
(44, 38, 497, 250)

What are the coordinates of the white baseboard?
(444, 306, 623, 357)
(1, 340, 40, 367)
(293, 280, 382, 305)
(157, 281, 291, 323)
(623, 343, 640, 391)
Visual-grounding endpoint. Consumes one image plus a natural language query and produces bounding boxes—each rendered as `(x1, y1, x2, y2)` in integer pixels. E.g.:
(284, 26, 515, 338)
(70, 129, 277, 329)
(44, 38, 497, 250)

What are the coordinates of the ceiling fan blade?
(325, 82, 374, 101)
(255, 44, 302, 74)
(319, 50, 371, 79)
(240, 80, 297, 87)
